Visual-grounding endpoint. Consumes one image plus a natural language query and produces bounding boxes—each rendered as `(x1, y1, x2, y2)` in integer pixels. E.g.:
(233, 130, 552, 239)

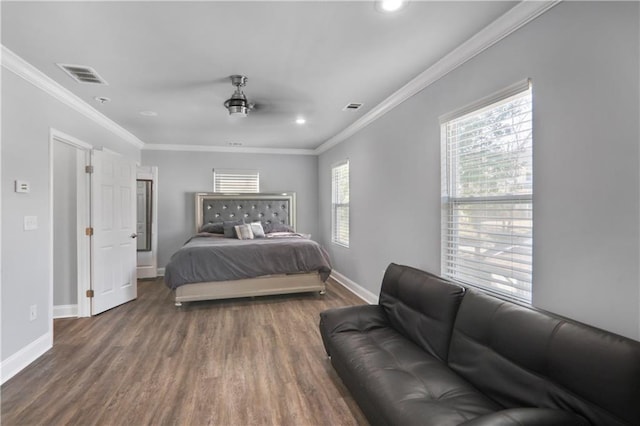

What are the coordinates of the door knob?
(130, 233, 138, 239)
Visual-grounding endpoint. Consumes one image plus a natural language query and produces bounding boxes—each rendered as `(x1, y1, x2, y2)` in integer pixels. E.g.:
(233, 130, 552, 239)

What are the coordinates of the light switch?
(15, 180, 30, 193)
(24, 216, 38, 231)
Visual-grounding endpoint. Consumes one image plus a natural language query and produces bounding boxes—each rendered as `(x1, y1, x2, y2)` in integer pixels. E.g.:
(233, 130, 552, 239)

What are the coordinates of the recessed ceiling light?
(93, 96, 110, 104)
(139, 110, 158, 117)
(295, 117, 306, 125)
(377, 0, 407, 13)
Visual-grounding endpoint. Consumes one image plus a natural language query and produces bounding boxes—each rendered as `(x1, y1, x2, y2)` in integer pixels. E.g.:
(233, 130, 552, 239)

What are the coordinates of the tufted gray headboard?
(195, 192, 296, 233)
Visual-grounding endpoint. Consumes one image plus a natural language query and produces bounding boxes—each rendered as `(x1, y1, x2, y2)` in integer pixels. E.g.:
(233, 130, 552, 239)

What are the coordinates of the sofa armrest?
(460, 408, 589, 426)
(319, 305, 389, 356)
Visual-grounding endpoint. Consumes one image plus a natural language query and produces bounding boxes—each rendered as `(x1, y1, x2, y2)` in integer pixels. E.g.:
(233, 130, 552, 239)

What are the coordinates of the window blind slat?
(444, 256, 532, 277)
(445, 270, 531, 295)
(444, 262, 532, 284)
(447, 114, 533, 143)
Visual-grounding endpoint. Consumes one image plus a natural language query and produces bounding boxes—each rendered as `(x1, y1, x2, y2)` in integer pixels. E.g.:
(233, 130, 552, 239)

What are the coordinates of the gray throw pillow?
(199, 222, 224, 234)
(223, 220, 244, 238)
(263, 222, 295, 234)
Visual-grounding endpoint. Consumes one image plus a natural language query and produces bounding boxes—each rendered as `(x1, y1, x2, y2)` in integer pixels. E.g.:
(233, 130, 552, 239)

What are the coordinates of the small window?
(213, 169, 259, 193)
(441, 80, 532, 303)
(331, 160, 349, 247)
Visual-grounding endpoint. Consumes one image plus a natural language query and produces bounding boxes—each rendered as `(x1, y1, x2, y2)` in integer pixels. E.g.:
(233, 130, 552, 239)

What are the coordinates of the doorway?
(50, 130, 91, 318)
(51, 130, 138, 318)
(136, 166, 158, 279)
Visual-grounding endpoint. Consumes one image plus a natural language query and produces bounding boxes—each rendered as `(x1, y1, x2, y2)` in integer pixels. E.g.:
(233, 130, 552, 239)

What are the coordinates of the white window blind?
(332, 161, 349, 247)
(213, 169, 259, 193)
(441, 82, 532, 303)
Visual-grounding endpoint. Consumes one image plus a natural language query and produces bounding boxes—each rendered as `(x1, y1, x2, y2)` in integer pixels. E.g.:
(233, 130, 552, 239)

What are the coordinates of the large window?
(441, 80, 532, 303)
(213, 169, 259, 193)
(331, 160, 350, 247)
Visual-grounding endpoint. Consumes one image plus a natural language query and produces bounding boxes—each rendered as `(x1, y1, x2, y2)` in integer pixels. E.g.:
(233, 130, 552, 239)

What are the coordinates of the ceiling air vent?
(343, 102, 363, 111)
(57, 63, 108, 85)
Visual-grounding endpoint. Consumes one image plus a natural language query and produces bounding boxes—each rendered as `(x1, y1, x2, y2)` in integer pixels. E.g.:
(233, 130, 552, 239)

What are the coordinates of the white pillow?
(250, 222, 266, 238)
(234, 224, 254, 240)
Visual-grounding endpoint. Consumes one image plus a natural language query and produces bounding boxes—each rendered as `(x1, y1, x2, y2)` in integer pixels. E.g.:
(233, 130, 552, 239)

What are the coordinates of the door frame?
(49, 128, 92, 318)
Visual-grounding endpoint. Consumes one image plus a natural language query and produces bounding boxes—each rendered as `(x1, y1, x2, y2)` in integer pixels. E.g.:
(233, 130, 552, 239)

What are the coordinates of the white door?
(91, 149, 137, 314)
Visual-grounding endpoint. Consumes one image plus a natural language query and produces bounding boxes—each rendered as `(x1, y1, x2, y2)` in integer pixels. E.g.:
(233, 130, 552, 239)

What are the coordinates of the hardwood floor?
(1, 278, 369, 426)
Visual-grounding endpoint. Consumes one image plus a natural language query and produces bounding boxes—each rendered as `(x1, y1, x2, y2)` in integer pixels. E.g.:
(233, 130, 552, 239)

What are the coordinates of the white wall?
(319, 1, 640, 340)
(141, 150, 319, 269)
(1, 69, 141, 375)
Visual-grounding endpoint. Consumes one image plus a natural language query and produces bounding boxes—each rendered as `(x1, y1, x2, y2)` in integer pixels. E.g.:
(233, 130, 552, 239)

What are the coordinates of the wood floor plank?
(1, 278, 369, 426)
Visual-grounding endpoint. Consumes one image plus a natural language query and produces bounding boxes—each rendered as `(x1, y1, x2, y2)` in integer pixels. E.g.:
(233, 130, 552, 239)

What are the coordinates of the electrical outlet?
(15, 180, 30, 193)
(29, 304, 37, 321)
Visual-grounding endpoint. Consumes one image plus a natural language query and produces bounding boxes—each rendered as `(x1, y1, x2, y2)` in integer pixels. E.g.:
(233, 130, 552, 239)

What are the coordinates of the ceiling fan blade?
(147, 76, 233, 94)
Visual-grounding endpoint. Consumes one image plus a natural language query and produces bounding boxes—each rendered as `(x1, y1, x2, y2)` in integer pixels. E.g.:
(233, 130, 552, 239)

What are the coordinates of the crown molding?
(1, 45, 145, 149)
(314, 0, 561, 155)
(143, 143, 316, 156)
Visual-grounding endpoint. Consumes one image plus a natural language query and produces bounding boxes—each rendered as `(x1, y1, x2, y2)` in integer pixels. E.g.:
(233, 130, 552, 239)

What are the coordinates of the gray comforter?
(164, 233, 332, 289)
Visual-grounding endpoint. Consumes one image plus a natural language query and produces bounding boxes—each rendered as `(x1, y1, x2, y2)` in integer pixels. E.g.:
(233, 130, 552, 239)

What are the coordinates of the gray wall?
(53, 141, 77, 306)
(319, 1, 640, 340)
(2, 70, 141, 362)
(141, 150, 319, 269)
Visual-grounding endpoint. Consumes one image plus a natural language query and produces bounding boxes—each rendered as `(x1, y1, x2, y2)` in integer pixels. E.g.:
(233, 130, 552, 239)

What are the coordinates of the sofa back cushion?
(379, 263, 466, 361)
(448, 289, 640, 426)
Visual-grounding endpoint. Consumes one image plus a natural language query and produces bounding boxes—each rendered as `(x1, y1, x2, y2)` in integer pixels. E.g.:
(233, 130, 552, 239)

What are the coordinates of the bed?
(164, 192, 331, 305)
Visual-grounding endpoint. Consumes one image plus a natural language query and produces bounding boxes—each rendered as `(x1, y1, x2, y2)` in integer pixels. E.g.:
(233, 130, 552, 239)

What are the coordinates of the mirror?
(136, 179, 152, 251)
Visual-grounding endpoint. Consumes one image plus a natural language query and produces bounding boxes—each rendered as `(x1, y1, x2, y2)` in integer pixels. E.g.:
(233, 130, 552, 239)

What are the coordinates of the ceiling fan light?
(224, 75, 250, 117)
(227, 105, 248, 117)
(224, 95, 249, 116)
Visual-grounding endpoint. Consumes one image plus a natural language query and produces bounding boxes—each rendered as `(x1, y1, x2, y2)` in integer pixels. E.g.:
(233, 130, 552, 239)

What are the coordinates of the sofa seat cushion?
(459, 408, 589, 425)
(326, 320, 500, 426)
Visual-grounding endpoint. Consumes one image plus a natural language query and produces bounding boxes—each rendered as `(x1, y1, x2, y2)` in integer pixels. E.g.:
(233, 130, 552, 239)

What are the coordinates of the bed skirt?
(174, 272, 326, 305)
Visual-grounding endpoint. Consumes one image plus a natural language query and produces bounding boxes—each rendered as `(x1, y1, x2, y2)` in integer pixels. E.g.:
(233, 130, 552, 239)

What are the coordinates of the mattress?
(164, 233, 332, 289)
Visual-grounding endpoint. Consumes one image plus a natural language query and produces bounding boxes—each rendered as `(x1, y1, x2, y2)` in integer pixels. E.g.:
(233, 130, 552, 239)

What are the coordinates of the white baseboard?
(156, 267, 165, 277)
(137, 266, 158, 279)
(53, 304, 78, 319)
(330, 270, 378, 304)
(1, 332, 52, 385)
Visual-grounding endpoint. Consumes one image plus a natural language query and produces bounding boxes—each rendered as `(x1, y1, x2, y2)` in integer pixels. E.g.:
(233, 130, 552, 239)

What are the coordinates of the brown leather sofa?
(319, 263, 640, 426)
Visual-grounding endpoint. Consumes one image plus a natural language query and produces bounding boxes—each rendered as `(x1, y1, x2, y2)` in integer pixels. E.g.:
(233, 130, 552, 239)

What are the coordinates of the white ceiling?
(1, 1, 518, 151)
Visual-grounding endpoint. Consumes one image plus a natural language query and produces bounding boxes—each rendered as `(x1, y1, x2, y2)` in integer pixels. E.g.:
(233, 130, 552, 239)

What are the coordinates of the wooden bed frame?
(174, 192, 326, 306)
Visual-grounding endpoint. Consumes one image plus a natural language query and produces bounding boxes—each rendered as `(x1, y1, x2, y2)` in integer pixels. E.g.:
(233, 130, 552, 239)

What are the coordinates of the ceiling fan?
(223, 75, 254, 117)
(220, 74, 312, 119)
